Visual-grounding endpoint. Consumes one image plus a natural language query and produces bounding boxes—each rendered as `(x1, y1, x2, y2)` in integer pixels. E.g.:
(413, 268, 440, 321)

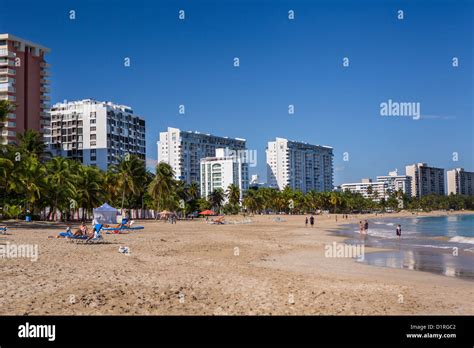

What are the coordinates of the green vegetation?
(0, 115, 472, 220)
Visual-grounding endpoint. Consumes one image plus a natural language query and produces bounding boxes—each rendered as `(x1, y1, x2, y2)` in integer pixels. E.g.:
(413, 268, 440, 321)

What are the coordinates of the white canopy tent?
(93, 203, 118, 224)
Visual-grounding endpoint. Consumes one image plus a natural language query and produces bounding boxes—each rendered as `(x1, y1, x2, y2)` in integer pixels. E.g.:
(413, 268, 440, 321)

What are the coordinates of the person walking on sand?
(396, 224, 402, 240)
(359, 221, 363, 234)
(364, 220, 369, 234)
(309, 215, 315, 227)
(305, 217, 308, 227)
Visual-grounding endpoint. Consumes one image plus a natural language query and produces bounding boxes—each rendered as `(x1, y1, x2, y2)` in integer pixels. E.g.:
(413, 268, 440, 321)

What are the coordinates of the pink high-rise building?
(0, 33, 51, 144)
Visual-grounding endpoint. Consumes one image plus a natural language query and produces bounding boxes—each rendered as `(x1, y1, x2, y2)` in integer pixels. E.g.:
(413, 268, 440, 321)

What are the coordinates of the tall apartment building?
(447, 168, 474, 196)
(49, 99, 146, 170)
(0, 34, 51, 144)
(376, 170, 412, 196)
(157, 127, 246, 184)
(405, 163, 445, 198)
(266, 137, 333, 193)
(200, 148, 249, 202)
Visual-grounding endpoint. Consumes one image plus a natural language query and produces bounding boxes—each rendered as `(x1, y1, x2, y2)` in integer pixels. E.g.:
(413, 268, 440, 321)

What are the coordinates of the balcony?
(0, 50, 15, 58)
(40, 69, 50, 77)
(40, 62, 51, 68)
(40, 111, 49, 118)
(0, 85, 15, 93)
(40, 78, 50, 85)
(40, 94, 51, 101)
(40, 103, 50, 110)
(0, 94, 16, 102)
(0, 68, 15, 76)
(0, 59, 14, 67)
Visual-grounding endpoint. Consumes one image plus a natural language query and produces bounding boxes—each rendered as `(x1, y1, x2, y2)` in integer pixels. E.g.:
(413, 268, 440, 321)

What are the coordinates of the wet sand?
(0, 211, 473, 315)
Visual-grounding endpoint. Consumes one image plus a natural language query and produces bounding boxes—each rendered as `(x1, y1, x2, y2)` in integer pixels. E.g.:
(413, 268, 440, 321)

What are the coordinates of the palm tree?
(148, 162, 177, 212)
(208, 188, 225, 212)
(104, 169, 120, 206)
(330, 192, 341, 213)
(18, 156, 47, 214)
(111, 154, 147, 210)
(226, 184, 241, 207)
(187, 181, 200, 201)
(16, 130, 47, 159)
(0, 100, 14, 132)
(243, 189, 259, 214)
(366, 185, 373, 201)
(76, 165, 105, 220)
(45, 157, 78, 220)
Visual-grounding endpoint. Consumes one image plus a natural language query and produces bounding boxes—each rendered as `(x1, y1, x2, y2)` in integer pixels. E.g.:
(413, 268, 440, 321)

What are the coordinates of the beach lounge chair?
(63, 224, 105, 244)
(0, 226, 7, 234)
(208, 216, 225, 225)
(102, 224, 144, 233)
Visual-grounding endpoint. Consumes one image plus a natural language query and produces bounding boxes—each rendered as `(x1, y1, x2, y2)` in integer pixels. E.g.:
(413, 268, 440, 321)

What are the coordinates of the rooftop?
(0, 33, 51, 53)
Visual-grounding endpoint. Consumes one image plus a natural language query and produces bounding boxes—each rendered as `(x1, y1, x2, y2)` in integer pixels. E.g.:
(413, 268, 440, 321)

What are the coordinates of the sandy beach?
(1, 211, 473, 315)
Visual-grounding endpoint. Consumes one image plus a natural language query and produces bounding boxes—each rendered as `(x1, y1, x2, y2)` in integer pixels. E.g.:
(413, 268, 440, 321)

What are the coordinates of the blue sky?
(1, 0, 472, 185)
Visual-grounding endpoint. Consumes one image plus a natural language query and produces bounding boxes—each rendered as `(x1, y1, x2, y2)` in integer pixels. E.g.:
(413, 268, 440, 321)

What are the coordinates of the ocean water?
(337, 214, 474, 279)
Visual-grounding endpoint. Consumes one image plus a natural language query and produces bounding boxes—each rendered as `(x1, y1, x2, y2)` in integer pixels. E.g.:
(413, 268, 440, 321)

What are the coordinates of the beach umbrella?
(199, 210, 216, 216)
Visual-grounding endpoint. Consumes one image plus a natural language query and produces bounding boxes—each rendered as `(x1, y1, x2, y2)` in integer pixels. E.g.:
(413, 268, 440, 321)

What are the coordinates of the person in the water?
(396, 224, 402, 239)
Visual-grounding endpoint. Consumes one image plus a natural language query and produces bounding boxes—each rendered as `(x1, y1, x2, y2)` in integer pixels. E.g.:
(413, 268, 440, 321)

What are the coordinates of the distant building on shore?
(341, 170, 412, 201)
(447, 168, 474, 196)
(341, 179, 388, 201)
(376, 169, 412, 197)
(249, 174, 266, 189)
(405, 163, 445, 198)
(0, 33, 51, 145)
(200, 148, 249, 202)
(49, 99, 146, 170)
(266, 137, 333, 193)
(157, 127, 247, 184)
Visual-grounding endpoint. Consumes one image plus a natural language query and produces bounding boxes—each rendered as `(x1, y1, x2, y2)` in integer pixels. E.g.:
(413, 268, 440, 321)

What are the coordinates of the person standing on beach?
(309, 215, 315, 227)
(396, 224, 401, 239)
(364, 220, 369, 234)
(359, 221, 363, 234)
(305, 217, 308, 227)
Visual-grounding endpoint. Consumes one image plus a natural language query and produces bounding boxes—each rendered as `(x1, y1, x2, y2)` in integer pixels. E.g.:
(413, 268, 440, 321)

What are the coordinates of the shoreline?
(321, 210, 474, 280)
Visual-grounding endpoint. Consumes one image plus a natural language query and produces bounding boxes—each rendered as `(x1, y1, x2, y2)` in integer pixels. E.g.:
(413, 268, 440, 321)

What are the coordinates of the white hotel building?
(266, 137, 333, 193)
(157, 127, 247, 184)
(49, 99, 146, 170)
(200, 148, 249, 202)
(341, 179, 388, 201)
(447, 168, 474, 196)
(376, 170, 412, 197)
(341, 170, 412, 201)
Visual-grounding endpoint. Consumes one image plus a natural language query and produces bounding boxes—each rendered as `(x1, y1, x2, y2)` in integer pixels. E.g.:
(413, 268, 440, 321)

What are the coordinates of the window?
(90, 134, 96, 140)
(90, 126, 96, 132)
(90, 119, 96, 124)
(90, 141, 96, 147)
